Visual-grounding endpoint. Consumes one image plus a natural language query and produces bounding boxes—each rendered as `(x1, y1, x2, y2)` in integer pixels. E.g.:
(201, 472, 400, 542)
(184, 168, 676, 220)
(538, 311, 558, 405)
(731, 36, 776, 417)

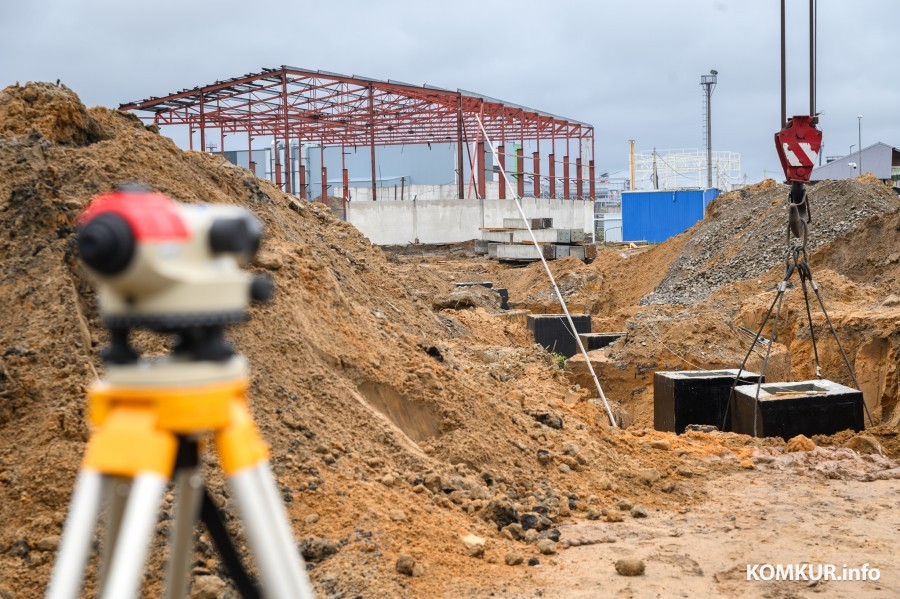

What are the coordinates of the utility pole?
(700, 70, 718, 189)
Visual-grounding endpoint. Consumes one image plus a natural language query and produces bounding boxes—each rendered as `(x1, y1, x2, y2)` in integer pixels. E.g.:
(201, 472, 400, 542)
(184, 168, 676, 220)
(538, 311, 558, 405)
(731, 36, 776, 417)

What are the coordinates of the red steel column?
(576, 157, 583, 199)
(548, 154, 556, 198)
(199, 94, 206, 152)
(456, 96, 464, 199)
(282, 74, 292, 194)
(320, 144, 327, 203)
(498, 145, 506, 199)
(247, 131, 254, 175)
(369, 85, 377, 201)
(477, 140, 486, 199)
(341, 143, 348, 202)
(532, 151, 540, 197)
(589, 160, 596, 200)
(563, 155, 570, 199)
(590, 131, 597, 200)
(516, 147, 525, 198)
(298, 163, 307, 199)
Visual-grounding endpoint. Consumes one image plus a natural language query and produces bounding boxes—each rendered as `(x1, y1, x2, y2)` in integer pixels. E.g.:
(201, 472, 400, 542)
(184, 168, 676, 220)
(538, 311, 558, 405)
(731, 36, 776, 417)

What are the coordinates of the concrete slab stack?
(477, 218, 597, 262)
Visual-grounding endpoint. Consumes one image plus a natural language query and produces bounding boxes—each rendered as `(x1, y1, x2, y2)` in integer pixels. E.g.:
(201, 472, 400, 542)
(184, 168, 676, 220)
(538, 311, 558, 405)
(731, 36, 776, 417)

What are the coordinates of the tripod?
(47, 347, 314, 599)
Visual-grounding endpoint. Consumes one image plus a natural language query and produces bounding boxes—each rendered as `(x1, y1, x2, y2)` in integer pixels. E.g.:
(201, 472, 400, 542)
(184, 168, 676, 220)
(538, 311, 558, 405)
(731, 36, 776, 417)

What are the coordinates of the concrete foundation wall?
(347, 197, 595, 245)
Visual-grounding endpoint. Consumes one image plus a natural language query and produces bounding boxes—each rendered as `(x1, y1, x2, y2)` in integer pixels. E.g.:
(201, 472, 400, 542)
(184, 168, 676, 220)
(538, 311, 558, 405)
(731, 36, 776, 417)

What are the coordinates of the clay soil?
(0, 83, 898, 598)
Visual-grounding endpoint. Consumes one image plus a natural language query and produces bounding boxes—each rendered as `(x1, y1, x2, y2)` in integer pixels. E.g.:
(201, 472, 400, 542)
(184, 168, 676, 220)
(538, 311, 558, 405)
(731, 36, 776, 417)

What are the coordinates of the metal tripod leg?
(165, 467, 204, 599)
(100, 473, 168, 599)
(47, 470, 105, 599)
(229, 463, 314, 599)
(99, 477, 131, 590)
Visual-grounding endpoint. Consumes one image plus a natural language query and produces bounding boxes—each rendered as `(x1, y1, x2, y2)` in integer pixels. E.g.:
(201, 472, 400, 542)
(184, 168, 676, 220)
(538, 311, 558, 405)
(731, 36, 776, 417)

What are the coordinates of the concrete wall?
(346, 197, 595, 245)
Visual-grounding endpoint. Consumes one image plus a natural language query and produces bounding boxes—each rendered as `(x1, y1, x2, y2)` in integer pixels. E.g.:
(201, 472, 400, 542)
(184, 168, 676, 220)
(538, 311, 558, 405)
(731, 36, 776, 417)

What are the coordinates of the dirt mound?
(498, 231, 692, 327)
(0, 83, 734, 597)
(0, 82, 108, 145)
(642, 178, 900, 305)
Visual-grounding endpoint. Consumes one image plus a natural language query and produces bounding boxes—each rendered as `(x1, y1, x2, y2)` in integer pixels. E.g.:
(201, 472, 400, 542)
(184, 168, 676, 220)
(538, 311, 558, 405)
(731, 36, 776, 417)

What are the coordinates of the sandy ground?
(540, 470, 899, 598)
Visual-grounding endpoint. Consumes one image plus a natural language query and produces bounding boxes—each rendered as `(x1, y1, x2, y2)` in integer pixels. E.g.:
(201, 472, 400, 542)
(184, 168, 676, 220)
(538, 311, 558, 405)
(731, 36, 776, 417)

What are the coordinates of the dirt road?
(540, 469, 899, 598)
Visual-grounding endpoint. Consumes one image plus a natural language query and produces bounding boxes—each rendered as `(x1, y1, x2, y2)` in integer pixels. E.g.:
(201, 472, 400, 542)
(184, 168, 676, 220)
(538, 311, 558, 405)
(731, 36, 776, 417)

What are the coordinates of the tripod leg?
(165, 468, 204, 599)
(100, 473, 167, 599)
(99, 477, 131, 590)
(229, 463, 314, 599)
(47, 470, 105, 599)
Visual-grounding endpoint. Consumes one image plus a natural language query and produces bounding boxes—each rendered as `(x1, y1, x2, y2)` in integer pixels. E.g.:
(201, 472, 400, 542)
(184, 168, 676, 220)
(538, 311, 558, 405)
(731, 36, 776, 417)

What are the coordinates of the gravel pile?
(641, 178, 900, 305)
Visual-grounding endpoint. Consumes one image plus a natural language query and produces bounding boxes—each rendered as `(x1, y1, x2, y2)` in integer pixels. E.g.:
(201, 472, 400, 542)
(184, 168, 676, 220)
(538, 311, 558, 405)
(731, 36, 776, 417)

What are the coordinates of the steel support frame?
(121, 67, 594, 200)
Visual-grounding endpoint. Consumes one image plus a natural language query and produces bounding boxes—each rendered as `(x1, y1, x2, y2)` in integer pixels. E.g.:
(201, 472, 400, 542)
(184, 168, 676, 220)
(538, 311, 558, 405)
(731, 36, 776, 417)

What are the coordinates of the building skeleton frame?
(121, 66, 596, 202)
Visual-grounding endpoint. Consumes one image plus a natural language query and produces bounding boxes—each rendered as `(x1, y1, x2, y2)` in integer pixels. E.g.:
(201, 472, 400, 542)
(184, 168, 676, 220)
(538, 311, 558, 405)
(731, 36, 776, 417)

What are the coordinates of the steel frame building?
(120, 66, 596, 201)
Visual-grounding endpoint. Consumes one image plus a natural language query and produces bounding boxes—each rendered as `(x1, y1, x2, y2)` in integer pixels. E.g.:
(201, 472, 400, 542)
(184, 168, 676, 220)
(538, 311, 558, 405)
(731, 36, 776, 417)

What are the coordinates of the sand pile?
(0, 83, 746, 597)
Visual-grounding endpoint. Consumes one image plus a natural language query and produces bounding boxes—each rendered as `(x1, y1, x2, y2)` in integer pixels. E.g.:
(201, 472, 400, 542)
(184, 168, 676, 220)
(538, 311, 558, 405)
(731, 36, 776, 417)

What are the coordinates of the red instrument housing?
(80, 189, 189, 241)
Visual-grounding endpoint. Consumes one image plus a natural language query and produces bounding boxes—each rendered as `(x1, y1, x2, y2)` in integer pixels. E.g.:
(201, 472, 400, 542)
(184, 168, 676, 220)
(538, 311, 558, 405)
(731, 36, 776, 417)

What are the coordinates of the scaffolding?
(632, 148, 741, 191)
(120, 66, 596, 201)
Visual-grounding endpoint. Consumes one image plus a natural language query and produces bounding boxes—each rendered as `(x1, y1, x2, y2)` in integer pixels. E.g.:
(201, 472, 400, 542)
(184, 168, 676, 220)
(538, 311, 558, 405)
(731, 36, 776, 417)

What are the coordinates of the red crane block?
(774, 115, 822, 182)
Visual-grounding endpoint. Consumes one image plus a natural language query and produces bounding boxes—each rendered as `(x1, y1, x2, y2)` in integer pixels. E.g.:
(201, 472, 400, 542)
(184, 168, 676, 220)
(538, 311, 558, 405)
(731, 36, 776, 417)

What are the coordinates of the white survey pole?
(475, 116, 617, 428)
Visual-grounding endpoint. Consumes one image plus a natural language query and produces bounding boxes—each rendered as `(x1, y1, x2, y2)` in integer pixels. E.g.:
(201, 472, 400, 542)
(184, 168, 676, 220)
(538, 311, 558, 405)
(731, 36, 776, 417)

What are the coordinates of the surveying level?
(47, 185, 314, 599)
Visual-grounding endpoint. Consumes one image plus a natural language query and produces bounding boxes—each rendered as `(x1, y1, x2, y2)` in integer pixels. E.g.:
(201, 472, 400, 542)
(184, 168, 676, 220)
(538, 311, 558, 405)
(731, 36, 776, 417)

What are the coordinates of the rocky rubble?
(642, 178, 900, 305)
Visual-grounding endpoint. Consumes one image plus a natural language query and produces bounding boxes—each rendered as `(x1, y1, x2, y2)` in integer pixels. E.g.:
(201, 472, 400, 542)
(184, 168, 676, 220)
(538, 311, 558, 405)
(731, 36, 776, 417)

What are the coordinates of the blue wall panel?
(622, 189, 719, 243)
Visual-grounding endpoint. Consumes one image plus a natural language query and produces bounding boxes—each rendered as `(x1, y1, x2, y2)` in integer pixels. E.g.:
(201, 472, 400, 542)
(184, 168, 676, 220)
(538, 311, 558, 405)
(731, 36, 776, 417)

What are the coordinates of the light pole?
(857, 115, 863, 174)
(700, 70, 718, 189)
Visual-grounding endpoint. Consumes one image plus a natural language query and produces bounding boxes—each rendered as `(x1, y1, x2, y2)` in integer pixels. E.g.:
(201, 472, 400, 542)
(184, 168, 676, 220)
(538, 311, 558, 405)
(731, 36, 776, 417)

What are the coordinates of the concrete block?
(731, 379, 865, 440)
(567, 246, 586, 261)
(474, 239, 490, 255)
(569, 229, 587, 243)
(481, 230, 515, 243)
(502, 217, 553, 230)
(579, 332, 626, 351)
(487, 243, 500, 259)
(526, 314, 592, 357)
(493, 244, 543, 261)
(455, 282, 494, 289)
(510, 229, 582, 244)
(654, 369, 763, 434)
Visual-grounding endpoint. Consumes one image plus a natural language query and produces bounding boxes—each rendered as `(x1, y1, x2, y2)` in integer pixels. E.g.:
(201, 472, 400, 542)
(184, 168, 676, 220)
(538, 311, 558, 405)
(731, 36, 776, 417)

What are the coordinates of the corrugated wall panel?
(622, 189, 719, 243)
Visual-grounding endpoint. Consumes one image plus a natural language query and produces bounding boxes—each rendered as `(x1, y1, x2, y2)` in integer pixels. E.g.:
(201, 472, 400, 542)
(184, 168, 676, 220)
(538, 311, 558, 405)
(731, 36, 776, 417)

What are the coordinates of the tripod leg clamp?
(83, 408, 177, 477)
(215, 400, 270, 475)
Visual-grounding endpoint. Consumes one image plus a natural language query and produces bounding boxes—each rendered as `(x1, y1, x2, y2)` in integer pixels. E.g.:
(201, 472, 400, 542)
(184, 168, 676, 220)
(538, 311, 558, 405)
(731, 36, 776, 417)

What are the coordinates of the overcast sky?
(2, 0, 897, 183)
